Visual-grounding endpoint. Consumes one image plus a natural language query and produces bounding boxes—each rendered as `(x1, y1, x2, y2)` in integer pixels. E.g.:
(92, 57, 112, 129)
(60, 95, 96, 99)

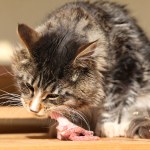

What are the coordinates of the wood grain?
(0, 107, 49, 133)
(0, 133, 150, 150)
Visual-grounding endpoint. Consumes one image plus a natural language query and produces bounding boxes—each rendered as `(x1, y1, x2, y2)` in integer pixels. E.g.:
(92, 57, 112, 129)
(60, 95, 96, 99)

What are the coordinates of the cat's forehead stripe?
(37, 74, 43, 88)
(43, 78, 57, 90)
(33, 30, 88, 80)
(31, 74, 38, 85)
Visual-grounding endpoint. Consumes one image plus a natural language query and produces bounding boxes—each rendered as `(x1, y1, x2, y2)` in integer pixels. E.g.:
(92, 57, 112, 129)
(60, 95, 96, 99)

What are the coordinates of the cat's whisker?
(1, 66, 14, 77)
(8, 103, 23, 107)
(0, 99, 20, 103)
(67, 109, 90, 131)
(70, 108, 90, 131)
(0, 93, 20, 97)
(50, 121, 58, 128)
(1, 84, 18, 90)
(0, 72, 11, 77)
(0, 97, 20, 100)
(57, 106, 90, 131)
(5, 104, 22, 107)
(0, 89, 18, 96)
(0, 100, 20, 104)
(0, 96, 21, 100)
(0, 99, 22, 105)
(0, 97, 20, 101)
(0, 90, 20, 98)
(0, 93, 21, 106)
(0, 96, 17, 100)
(65, 112, 77, 125)
(24, 68, 34, 80)
(0, 95, 20, 100)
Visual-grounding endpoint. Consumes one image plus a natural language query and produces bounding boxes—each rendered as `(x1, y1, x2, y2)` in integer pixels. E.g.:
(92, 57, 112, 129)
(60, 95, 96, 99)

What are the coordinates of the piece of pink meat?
(50, 112, 100, 141)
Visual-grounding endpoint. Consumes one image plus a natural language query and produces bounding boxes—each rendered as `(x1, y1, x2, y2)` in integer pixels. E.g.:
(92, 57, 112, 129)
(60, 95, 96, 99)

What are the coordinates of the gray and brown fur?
(12, 1, 150, 138)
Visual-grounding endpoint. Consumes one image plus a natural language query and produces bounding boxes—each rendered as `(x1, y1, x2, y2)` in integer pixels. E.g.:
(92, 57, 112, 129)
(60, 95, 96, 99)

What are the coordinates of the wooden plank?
(0, 108, 150, 149)
(0, 107, 40, 118)
(0, 107, 50, 133)
(0, 133, 150, 150)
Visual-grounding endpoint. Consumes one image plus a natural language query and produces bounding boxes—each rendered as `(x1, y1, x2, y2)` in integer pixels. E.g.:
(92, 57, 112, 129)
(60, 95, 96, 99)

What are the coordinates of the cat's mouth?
(21, 95, 87, 121)
(22, 97, 99, 141)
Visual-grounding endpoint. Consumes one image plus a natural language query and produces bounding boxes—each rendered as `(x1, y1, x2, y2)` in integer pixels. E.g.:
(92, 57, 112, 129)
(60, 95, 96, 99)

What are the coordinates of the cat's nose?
(29, 101, 42, 113)
(30, 108, 39, 113)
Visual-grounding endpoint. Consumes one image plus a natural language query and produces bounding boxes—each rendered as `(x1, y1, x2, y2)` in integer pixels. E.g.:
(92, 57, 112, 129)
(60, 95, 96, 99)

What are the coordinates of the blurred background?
(0, 0, 150, 65)
(0, 0, 150, 133)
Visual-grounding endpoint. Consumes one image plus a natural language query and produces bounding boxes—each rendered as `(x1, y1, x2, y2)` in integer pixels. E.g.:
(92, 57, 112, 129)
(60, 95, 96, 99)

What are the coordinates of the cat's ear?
(17, 24, 40, 50)
(74, 40, 99, 63)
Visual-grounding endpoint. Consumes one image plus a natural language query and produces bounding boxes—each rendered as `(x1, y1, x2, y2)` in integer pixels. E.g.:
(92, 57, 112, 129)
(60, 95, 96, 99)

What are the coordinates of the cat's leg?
(96, 93, 150, 138)
(96, 116, 150, 138)
(95, 88, 137, 137)
(95, 109, 131, 137)
(126, 95, 150, 138)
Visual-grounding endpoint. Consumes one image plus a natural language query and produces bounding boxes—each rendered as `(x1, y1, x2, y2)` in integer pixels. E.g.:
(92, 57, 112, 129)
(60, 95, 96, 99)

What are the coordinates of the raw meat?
(50, 112, 100, 141)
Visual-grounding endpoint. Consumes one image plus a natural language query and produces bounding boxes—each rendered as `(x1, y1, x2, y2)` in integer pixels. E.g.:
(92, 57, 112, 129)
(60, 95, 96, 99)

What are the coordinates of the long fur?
(12, 1, 150, 138)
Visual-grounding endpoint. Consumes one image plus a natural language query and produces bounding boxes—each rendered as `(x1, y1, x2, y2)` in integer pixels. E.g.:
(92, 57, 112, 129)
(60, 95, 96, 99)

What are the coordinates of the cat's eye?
(46, 94, 59, 99)
(26, 83, 34, 92)
(65, 92, 71, 97)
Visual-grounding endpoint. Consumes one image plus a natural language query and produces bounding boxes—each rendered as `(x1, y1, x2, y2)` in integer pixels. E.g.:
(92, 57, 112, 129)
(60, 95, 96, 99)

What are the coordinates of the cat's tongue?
(50, 112, 100, 141)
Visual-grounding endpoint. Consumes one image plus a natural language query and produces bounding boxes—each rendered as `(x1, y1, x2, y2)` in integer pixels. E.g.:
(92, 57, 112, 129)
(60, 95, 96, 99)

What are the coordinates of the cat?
(12, 0, 150, 139)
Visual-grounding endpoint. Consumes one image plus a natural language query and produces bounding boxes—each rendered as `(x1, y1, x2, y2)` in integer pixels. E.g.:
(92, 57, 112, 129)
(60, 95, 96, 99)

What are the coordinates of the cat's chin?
(23, 106, 47, 117)
(35, 109, 46, 117)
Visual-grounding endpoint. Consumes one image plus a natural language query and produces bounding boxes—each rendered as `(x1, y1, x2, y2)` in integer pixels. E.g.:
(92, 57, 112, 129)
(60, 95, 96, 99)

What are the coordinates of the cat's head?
(12, 24, 107, 118)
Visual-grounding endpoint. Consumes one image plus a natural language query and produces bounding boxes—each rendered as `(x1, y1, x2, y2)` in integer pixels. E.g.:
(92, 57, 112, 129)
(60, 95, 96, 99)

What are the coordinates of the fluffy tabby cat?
(12, 0, 150, 138)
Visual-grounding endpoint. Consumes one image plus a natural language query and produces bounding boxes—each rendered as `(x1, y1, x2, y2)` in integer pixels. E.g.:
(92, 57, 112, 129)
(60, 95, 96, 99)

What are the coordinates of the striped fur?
(12, 1, 150, 138)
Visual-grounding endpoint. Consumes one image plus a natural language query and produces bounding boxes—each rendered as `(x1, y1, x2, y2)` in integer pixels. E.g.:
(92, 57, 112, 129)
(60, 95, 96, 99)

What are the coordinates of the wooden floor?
(0, 133, 150, 150)
(0, 107, 150, 149)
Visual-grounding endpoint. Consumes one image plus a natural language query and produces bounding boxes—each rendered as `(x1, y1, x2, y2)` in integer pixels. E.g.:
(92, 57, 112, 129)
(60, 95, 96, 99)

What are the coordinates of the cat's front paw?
(96, 122, 129, 137)
(127, 118, 150, 139)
